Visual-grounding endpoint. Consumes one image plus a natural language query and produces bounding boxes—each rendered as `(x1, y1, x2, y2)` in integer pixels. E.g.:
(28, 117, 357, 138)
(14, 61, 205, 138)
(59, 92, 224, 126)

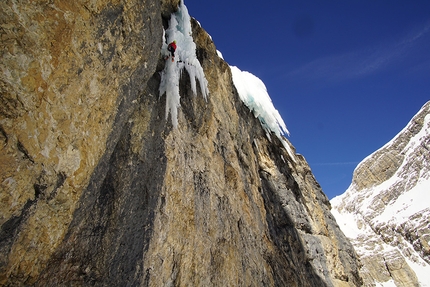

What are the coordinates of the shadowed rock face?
(0, 1, 362, 286)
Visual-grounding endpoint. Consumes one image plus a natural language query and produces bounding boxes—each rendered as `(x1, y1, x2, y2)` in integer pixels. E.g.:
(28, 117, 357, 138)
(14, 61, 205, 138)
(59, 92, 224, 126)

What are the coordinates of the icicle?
(158, 0, 209, 127)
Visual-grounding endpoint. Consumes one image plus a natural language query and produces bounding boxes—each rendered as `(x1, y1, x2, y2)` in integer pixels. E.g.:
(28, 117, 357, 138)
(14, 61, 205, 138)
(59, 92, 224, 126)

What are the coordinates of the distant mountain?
(331, 101, 430, 286)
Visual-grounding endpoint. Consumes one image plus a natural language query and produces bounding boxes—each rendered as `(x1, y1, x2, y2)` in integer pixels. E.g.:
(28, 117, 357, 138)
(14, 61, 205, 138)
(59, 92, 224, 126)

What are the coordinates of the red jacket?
(168, 41, 177, 51)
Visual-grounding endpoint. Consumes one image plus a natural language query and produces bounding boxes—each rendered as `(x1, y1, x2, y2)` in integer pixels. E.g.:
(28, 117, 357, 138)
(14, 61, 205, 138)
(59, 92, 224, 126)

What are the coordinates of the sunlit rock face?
(332, 101, 430, 287)
(1, 1, 361, 286)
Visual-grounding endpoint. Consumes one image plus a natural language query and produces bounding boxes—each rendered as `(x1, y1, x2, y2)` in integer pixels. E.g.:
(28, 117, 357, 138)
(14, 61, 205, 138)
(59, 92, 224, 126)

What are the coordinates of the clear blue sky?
(185, 0, 430, 199)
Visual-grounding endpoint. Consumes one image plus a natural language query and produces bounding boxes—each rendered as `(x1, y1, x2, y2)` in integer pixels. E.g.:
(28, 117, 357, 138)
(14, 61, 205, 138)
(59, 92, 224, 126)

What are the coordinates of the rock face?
(331, 101, 430, 286)
(1, 1, 361, 286)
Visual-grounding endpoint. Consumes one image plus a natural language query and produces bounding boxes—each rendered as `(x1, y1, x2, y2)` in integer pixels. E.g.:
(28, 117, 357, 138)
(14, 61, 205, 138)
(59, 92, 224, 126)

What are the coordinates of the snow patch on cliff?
(230, 66, 289, 138)
(159, 0, 209, 127)
(230, 66, 294, 160)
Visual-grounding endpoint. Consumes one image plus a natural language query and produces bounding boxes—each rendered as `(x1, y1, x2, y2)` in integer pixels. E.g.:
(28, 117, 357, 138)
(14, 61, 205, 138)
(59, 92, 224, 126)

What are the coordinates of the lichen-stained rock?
(161, 0, 181, 18)
(0, 0, 163, 285)
(1, 1, 362, 286)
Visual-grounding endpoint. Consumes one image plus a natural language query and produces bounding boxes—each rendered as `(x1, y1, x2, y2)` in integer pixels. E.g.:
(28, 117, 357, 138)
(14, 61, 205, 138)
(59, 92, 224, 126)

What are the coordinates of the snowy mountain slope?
(331, 101, 430, 286)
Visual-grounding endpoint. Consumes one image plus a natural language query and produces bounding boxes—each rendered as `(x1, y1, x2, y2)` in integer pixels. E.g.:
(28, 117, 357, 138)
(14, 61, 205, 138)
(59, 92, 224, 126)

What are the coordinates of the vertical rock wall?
(0, 0, 171, 284)
(1, 1, 362, 286)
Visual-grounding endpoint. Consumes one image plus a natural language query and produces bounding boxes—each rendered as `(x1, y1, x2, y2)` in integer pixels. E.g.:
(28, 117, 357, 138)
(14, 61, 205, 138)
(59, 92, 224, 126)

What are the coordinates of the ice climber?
(167, 40, 177, 62)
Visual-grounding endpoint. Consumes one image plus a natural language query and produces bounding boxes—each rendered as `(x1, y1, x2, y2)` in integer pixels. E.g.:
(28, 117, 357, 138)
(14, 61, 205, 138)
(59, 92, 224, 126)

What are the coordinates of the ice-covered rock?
(159, 0, 209, 128)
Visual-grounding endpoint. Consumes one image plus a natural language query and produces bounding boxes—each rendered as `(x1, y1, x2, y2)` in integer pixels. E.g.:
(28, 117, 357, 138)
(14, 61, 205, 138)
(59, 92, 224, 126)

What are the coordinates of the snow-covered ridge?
(352, 105, 430, 181)
(332, 103, 430, 217)
(331, 101, 430, 286)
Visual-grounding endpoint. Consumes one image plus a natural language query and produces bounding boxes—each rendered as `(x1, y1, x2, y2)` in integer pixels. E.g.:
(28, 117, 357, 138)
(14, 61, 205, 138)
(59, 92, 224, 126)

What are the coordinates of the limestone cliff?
(1, 1, 362, 286)
(332, 101, 430, 286)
